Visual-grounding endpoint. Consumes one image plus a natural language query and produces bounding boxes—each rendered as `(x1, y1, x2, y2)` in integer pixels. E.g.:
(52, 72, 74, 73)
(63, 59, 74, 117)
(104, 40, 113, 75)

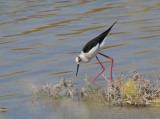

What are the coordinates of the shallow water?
(0, 0, 160, 119)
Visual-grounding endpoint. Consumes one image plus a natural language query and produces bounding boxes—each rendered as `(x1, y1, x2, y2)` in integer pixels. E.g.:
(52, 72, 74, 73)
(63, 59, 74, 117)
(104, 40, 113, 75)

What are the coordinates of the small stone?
(0, 107, 8, 112)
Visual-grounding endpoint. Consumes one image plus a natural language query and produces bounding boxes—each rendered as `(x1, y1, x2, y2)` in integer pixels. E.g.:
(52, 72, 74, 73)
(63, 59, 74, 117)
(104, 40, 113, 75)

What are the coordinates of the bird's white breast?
(80, 39, 106, 63)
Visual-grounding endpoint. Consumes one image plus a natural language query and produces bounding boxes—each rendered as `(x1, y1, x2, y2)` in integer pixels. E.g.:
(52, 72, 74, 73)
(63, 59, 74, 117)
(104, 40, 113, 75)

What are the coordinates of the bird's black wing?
(82, 21, 117, 53)
(82, 38, 98, 53)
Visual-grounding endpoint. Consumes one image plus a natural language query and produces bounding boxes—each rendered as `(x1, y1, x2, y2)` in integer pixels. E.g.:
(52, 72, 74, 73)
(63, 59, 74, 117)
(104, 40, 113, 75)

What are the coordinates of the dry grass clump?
(32, 78, 74, 99)
(104, 70, 160, 106)
(32, 70, 160, 107)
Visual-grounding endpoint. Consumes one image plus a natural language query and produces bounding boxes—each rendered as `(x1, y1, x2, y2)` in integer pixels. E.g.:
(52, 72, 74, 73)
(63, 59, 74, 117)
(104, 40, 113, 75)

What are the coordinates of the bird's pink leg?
(99, 52, 113, 81)
(92, 56, 105, 84)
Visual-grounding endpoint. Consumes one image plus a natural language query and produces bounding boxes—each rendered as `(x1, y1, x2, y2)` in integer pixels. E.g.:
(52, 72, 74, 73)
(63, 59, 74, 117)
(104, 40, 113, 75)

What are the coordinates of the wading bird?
(75, 22, 116, 83)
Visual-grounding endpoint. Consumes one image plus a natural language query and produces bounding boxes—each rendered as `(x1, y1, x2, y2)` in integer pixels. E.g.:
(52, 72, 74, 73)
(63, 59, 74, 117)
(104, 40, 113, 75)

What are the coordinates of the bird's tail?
(94, 21, 117, 44)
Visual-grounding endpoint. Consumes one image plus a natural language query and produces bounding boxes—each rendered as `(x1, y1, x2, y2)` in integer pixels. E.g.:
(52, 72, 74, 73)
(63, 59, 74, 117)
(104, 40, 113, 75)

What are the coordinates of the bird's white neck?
(79, 53, 90, 63)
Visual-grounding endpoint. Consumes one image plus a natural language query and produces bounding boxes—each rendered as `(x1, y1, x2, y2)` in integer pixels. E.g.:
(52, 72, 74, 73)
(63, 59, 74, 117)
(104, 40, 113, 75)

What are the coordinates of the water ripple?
(7, 43, 63, 51)
(0, 70, 30, 78)
(0, 94, 22, 98)
(103, 42, 132, 49)
(48, 71, 74, 76)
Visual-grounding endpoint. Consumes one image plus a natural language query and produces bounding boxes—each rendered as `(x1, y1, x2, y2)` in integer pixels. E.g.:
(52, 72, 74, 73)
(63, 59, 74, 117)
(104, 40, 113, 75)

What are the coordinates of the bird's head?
(75, 55, 82, 64)
(75, 55, 82, 77)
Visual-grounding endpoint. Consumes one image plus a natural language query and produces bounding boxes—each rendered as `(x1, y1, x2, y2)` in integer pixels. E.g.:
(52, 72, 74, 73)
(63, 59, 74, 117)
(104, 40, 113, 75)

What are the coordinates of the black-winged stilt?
(75, 21, 117, 83)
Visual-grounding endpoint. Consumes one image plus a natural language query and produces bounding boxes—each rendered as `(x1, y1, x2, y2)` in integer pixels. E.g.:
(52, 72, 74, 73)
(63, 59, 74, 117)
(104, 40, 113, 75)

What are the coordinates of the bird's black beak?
(76, 64, 79, 77)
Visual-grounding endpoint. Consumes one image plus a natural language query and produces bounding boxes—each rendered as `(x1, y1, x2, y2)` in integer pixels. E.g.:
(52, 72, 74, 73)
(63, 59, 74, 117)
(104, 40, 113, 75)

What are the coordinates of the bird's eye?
(78, 56, 81, 62)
